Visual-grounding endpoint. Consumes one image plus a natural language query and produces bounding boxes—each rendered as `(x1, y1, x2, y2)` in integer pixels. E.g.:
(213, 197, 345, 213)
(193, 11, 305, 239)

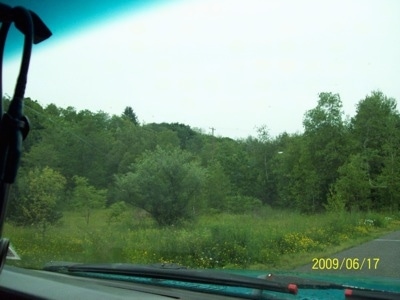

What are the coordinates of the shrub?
(277, 232, 320, 254)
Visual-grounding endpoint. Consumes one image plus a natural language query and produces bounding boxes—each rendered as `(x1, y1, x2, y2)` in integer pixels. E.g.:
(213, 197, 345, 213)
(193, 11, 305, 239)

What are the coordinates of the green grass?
(4, 207, 400, 271)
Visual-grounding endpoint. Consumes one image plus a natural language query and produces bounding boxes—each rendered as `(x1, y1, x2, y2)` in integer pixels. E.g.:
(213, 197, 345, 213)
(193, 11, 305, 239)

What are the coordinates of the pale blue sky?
(4, 0, 400, 139)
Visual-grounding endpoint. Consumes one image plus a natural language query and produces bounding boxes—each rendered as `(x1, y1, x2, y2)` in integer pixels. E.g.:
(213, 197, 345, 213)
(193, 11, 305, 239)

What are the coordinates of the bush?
(107, 201, 128, 224)
(277, 232, 320, 254)
(115, 147, 205, 226)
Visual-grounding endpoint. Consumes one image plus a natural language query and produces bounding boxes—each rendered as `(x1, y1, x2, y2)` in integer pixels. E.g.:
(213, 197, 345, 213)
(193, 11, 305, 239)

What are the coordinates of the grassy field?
(4, 206, 400, 271)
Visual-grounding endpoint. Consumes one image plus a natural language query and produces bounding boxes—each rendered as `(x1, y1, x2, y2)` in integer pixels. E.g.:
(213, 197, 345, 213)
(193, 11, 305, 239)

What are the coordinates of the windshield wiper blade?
(261, 274, 400, 300)
(44, 262, 298, 296)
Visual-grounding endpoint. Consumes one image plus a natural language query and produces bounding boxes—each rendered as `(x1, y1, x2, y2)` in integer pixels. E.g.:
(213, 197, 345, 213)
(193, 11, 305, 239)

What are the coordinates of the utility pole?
(209, 127, 216, 161)
(209, 127, 216, 136)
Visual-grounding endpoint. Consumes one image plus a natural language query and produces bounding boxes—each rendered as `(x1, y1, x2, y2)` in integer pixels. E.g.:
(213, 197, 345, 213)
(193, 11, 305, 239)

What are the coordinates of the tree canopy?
(6, 90, 400, 228)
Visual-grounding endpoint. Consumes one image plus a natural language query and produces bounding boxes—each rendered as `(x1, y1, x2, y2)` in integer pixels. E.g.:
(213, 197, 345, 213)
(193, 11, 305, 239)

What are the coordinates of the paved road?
(295, 231, 400, 278)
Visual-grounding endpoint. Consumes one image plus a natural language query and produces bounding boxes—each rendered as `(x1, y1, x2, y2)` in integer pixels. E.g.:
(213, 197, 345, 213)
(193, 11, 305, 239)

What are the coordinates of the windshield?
(1, 0, 400, 296)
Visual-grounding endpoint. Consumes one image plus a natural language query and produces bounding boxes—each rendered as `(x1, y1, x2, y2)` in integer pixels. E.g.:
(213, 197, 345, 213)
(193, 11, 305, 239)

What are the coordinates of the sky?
(3, 0, 400, 139)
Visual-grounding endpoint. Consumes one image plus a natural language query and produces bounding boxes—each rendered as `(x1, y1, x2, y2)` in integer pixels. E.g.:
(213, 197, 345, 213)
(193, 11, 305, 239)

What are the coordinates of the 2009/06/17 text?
(312, 258, 380, 270)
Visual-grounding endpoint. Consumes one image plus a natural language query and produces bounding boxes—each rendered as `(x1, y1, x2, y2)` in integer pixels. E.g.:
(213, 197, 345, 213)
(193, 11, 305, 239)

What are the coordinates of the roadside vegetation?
(5, 207, 400, 270)
(3, 90, 400, 270)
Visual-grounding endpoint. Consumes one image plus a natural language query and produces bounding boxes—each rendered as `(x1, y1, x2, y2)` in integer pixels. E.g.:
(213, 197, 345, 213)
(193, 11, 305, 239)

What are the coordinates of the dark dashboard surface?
(0, 266, 247, 300)
(0, 265, 245, 300)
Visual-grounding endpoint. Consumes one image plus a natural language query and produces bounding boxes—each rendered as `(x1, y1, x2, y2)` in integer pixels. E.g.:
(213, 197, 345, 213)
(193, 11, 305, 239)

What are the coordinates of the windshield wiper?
(259, 274, 400, 300)
(0, 3, 51, 274)
(44, 262, 400, 299)
(44, 262, 298, 297)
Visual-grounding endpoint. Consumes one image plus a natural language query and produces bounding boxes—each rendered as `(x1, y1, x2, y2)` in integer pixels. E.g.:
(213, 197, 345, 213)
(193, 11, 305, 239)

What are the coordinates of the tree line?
(4, 90, 400, 229)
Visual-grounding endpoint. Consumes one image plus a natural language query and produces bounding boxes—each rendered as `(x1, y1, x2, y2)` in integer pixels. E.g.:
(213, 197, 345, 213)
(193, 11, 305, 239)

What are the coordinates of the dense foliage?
(5, 90, 400, 228)
(115, 147, 205, 226)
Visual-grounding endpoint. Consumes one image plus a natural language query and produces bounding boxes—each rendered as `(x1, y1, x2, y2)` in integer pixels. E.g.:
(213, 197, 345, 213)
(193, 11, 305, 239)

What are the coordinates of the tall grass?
(4, 207, 400, 270)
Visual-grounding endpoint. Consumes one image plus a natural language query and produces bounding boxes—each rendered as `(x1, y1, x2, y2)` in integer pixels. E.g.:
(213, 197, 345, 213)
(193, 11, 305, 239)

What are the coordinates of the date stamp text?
(311, 258, 380, 270)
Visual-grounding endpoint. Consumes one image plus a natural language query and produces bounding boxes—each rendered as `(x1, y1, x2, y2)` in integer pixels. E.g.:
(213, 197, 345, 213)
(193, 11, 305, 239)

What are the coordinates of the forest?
(4, 90, 400, 232)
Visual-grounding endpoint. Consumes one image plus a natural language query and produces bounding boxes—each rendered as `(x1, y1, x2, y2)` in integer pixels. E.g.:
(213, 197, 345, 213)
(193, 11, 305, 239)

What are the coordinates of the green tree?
(115, 146, 205, 226)
(270, 132, 320, 212)
(327, 154, 371, 212)
(350, 91, 400, 210)
(122, 106, 139, 125)
(72, 176, 107, 225)
(301, 92, 350, 211)
(22, 142, 61, 172)
(351, 91, 398, 154)
(213, 138, 254, 197)
(246, 126, 281, 205)
(202, 161, 232, 212)
(375, 141, 400, 212)
(10, 167, 66, 238)
(146, 122, 198, 150)
(377, 166, 400, 212)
